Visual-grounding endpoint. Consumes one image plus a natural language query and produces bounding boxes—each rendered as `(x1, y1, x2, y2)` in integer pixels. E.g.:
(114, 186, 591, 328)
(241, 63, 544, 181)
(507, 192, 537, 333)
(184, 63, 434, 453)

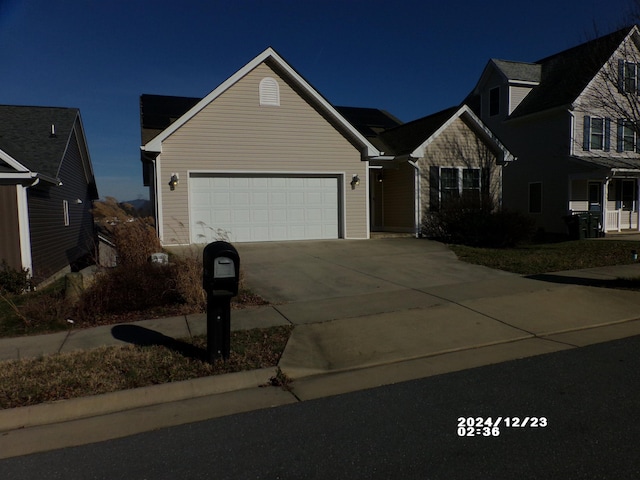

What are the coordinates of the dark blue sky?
(0, 0, 633, 201)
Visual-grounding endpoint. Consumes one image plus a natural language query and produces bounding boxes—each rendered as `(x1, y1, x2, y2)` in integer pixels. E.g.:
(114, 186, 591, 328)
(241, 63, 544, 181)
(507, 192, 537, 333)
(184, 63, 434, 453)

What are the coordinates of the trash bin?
(586, 212, 602, 238)
(565, 214, 586, 240)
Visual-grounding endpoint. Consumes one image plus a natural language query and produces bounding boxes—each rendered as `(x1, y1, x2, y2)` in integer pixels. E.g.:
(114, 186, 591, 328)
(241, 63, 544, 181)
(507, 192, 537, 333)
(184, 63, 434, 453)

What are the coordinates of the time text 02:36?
(457, 417, 548, 437)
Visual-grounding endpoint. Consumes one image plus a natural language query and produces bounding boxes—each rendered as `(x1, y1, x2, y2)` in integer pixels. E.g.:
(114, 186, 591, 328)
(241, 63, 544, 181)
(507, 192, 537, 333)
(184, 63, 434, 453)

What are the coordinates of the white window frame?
(623, 120, 636, 151)
(624, 62, 638, 94)
(439, 167, 482, 207)
(590, 117, 605, 150)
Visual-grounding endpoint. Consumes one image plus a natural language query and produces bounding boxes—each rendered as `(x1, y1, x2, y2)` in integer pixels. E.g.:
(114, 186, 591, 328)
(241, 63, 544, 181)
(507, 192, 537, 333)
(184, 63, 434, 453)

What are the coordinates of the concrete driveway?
(234, 237, 521, 325)
(235, 237, 512, 303)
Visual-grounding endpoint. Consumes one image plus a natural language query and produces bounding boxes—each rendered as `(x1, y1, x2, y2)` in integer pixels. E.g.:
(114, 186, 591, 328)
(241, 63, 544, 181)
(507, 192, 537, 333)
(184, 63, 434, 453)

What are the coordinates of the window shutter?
(617, 119, 624, 152)
(636, 64, 640, 95)
(618, 59, 625, 93)
(429, 166, 440, 212)
(604, 118, 611, 152)
(583, 116, 591, 151)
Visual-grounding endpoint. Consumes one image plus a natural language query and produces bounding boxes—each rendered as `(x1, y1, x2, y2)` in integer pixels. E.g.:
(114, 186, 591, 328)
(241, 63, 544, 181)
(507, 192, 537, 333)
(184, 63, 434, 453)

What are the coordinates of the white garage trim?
(188, 171, 345, 243)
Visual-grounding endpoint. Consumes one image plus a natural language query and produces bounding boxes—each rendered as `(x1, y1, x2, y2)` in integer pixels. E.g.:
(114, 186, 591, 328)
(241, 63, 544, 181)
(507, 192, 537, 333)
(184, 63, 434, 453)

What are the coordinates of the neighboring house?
(0, 105, 98, 284)
(140, 48, 511, 244)
(465, 25, 640, 235)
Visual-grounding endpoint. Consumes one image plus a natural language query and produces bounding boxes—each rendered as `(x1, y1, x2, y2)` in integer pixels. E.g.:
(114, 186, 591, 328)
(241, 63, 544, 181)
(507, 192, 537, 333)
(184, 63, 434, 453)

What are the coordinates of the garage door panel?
(190, 175, 340, 243)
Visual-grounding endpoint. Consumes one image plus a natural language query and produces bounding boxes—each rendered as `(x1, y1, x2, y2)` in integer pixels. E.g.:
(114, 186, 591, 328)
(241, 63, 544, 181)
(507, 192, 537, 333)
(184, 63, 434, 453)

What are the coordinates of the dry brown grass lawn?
(0, 326, 292, 409)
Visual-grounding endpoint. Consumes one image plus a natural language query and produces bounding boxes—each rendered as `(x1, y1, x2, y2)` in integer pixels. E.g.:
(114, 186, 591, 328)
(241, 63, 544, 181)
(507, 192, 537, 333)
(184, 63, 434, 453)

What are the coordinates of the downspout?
(16, 176, 39, 278)
(408, 160, 421, 238)
(153, 157, 163, 242)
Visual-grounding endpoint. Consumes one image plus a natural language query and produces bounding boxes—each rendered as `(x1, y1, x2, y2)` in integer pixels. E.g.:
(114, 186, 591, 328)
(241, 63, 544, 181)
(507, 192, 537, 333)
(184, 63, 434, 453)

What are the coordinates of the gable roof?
(375, 105, 513, 162)
(377, 106, 460, 156)
(140, 94, 200, 144)
(0, 105, 81, 182)
(492, 59, 541, 83)
(142, 47, 381, 157)
(334, 106, 404, 138)
(510, 25, 637, 118)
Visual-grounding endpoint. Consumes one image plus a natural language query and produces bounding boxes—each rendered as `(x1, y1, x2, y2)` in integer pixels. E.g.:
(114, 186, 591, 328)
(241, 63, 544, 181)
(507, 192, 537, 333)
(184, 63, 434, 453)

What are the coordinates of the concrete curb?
(0, 367, 277, 432)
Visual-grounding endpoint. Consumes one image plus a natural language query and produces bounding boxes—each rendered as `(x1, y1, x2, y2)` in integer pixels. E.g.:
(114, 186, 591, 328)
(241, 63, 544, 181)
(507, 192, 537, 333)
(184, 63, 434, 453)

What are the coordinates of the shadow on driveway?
(527, 273, 640, 290)
(111, 325, 206, 362)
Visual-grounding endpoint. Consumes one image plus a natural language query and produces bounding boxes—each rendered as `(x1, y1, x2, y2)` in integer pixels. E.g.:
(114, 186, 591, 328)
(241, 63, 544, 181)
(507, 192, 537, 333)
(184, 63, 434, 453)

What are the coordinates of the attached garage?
(189, 174, 341, 243)
(141, 48, 380, 246)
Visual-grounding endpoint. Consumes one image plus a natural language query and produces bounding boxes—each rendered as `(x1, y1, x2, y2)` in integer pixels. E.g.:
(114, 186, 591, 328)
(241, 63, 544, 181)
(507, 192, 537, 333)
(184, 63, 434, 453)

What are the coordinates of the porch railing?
(606, 210, 620, 232)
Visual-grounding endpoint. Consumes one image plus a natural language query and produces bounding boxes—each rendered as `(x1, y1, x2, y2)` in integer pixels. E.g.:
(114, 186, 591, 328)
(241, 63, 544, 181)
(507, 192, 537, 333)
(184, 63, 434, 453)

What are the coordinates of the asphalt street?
(2, 334, 640, 479)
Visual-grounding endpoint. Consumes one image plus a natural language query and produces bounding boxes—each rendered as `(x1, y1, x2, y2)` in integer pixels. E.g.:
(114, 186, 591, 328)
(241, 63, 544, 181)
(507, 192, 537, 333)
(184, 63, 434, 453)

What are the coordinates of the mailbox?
(202, 241, 240, 363)
(203, 241, 240, 296)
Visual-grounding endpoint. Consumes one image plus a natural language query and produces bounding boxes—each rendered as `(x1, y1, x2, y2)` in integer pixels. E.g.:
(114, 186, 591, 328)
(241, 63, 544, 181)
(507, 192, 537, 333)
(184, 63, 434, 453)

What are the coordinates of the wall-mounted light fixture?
(350, 174, 360, 189)
(377, 172, 383, 183)
(169, 173, 179, 191)
(75, 198, 83, 204)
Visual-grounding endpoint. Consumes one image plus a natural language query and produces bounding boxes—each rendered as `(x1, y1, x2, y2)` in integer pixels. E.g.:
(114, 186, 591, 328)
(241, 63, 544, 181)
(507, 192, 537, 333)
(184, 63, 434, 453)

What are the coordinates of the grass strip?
(0, 325, 292, 410)
(449, 240, 640, 275)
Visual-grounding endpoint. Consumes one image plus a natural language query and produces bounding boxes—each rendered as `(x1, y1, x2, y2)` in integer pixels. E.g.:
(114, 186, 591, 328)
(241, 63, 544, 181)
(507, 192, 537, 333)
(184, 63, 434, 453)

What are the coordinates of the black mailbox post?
(203, 241, 240, 363)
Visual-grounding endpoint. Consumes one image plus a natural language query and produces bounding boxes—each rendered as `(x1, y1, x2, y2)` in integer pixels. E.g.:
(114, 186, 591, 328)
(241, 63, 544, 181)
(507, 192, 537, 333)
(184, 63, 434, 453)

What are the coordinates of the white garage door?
(190, 175, 340, 243)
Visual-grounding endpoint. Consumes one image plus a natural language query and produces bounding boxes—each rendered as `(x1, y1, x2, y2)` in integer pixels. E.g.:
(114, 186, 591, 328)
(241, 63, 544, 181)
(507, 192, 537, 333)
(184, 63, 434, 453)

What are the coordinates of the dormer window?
(259, 77, 280, 106)
(489, 87, 500, 116)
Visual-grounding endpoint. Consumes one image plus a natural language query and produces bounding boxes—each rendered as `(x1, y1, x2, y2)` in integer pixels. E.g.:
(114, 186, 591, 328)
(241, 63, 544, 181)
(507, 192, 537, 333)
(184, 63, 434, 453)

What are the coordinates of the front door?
(588, 182, 602, 212)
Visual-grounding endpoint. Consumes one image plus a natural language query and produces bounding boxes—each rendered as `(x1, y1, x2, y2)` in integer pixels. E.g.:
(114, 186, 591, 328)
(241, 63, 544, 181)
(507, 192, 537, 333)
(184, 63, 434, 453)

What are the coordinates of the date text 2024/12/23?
(457, 417, 548, 437)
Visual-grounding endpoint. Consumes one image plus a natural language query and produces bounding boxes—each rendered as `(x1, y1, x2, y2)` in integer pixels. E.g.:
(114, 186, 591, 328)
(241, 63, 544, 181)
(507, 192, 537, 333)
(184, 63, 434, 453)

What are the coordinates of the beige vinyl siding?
(159, 62, 367, 243)
(419, 117, 501, 213)
(381, 162, 415, 231)
(509, 86, 534, 114)
(569, 180, 589, 211)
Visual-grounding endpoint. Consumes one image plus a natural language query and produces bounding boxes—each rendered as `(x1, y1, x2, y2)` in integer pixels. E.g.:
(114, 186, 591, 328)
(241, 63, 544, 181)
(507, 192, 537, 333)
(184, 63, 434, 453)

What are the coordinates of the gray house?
(0, 105, 98, 284)
(466, 25, 640, 235)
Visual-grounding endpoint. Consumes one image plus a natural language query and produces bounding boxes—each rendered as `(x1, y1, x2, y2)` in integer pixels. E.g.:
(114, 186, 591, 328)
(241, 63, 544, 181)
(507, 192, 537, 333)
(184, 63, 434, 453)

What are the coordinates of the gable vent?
(259, 77, 280, 106)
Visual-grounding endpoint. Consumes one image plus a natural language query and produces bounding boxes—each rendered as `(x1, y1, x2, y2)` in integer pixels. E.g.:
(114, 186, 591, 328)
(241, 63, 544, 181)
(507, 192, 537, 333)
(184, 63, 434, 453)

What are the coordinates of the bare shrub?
(93, 197, 161, 267)
(172, 256, 206, 311)
(423, 199, 536, 248)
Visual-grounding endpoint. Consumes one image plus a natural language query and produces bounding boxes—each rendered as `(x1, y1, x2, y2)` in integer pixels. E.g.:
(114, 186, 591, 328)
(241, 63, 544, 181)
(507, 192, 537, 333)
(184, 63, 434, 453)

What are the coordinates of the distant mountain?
(121, 198, 152, 217)
(122, 198, 150, 210)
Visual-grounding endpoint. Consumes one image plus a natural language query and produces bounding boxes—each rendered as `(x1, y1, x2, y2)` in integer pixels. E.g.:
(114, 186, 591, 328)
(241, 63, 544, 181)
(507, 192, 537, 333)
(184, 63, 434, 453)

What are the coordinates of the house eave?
(141, 47, 381, 158)
(409, 105, 514, 163)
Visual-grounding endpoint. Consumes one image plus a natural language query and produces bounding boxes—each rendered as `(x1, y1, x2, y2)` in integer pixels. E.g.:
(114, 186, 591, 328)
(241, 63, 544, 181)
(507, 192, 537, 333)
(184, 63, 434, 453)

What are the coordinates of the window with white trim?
(616, 119, 637, 152)
(618, 60, 639, 94)
(583, 116, 611, 151)
(439, 167, 482, 208)
(259, 77, 280, 106)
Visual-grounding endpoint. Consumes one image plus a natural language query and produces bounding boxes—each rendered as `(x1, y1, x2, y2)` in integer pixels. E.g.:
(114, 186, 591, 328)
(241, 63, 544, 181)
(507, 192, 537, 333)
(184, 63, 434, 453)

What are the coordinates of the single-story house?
(0, 105, 98, 284)
(140, 48, 512, 244)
